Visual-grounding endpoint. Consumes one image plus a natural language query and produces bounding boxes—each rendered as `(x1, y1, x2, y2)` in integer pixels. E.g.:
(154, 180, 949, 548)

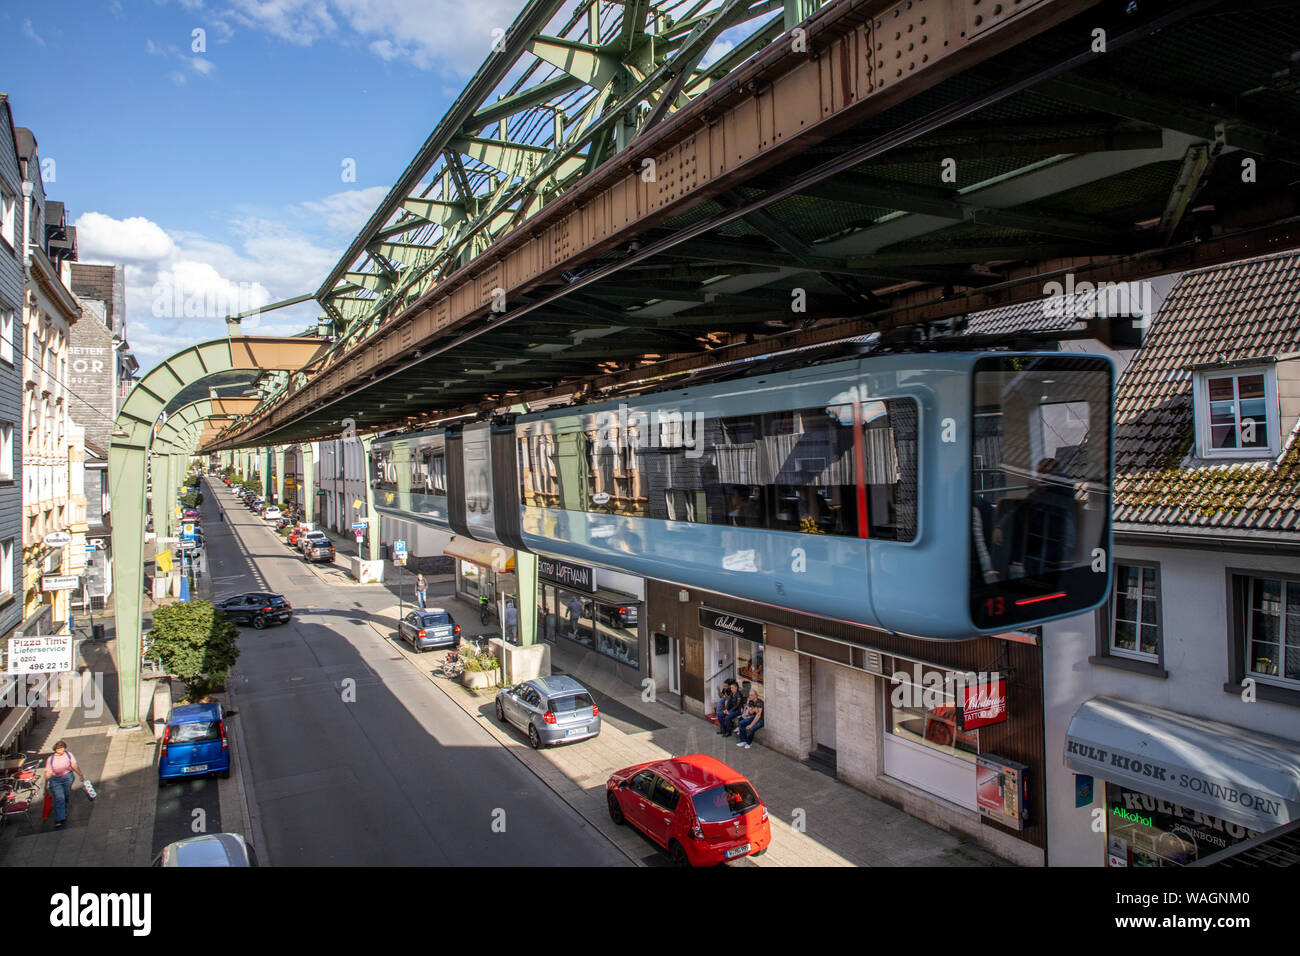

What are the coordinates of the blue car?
(159, 703, 230, 785)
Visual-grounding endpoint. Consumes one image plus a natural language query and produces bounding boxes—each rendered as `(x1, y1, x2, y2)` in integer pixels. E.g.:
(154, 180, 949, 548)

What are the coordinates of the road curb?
(359, 613, 644, 867)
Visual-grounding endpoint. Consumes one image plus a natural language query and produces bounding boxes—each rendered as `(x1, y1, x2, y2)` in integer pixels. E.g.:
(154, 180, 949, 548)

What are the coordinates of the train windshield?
(970, 354, 1113, 630)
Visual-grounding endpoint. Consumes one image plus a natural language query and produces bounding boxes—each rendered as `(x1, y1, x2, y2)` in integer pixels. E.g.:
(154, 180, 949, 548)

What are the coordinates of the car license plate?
(183, 765, 208, 774)
(725, 843, 751, 860)
(566, 727, 584, 737)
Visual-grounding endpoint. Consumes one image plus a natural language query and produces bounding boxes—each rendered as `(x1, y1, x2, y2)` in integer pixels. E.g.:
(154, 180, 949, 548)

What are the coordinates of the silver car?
(152, 832, 258, 867)
(495, 675, 601, 749)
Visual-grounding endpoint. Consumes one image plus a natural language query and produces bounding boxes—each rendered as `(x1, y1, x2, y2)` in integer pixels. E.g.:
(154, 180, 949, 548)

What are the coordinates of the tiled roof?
(1111, 251, 1300, 534)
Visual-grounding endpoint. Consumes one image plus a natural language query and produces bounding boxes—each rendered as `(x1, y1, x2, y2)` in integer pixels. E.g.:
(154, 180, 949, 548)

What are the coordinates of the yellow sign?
(156, 550, 173, 572)
(353, 499, 363, 510)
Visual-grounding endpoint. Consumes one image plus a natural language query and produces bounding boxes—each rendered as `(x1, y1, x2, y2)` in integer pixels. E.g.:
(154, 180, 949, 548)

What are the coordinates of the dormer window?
(1191, 363, 1280, 459)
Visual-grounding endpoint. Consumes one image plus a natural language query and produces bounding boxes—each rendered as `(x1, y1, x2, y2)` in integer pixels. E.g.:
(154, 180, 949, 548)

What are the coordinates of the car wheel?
(528, 724, 543, 749)
(252, 615, 266, 630)
(219, 769, 230, 780)
(607, 791, 625, 825)
(496, 700, 507, 723)
(669, 841, 690, 867)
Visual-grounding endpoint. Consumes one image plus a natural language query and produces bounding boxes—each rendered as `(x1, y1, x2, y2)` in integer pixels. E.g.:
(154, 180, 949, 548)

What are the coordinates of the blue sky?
(3, 0, 525, 369)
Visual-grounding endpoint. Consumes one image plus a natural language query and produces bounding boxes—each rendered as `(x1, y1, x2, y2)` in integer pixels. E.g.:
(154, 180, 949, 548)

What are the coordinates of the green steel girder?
(314, 0, 801, 358)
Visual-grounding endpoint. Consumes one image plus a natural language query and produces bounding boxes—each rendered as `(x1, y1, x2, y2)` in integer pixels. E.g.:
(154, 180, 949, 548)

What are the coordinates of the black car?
(214, 593, 293, 629)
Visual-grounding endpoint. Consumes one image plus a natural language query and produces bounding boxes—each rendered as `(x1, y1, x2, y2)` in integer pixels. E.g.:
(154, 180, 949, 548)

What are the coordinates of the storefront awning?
(443, 536, 514, 572)
(1065, 697, 1300, 833)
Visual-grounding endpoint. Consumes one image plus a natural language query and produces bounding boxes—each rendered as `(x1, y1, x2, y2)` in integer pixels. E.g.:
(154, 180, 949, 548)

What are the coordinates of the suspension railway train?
(369, 352, 1114, 641)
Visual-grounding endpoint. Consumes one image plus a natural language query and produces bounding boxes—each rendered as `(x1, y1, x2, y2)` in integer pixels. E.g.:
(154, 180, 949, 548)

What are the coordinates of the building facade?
(1042, 251, 1300, 866)
(0, 96, 30, 755)
(15, 125, 82, 635)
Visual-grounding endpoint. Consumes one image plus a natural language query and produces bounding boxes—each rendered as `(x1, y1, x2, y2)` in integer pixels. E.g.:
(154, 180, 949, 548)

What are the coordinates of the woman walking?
(44, 741, 82, 830)
(415, 573, 427, 611)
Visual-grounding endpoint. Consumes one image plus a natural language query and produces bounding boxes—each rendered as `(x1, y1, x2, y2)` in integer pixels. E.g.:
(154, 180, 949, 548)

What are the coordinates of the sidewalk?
(363, 599, 1006, 867)
(0, 627, 161, 867)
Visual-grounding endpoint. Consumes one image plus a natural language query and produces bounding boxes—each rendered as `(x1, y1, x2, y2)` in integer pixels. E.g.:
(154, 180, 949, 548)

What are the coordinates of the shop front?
(535, 555, 644, 683)
(1065, 696, 1300, 866)
(444, 536, 515, 613)
(645, 578, 1047, 865)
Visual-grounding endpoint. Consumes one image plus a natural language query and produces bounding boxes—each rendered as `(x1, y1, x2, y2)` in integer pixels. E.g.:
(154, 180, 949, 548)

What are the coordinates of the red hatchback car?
(606, 754, 771, 866)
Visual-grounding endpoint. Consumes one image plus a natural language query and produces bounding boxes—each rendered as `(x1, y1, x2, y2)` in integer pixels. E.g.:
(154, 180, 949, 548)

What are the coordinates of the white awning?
(1065, 697, 1300, 832)
(443, 536, 514, 572)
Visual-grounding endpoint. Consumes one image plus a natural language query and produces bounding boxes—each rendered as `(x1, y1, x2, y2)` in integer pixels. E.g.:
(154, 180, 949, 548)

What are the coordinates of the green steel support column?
(783, 0, 819, 30)
(274, 446, 286, 506)
(300, 443, 316, 523)
(361, 434, 380, 561)
(109, 444, 148, 726)
(262, 447, 273, 499)
(516, 551, 537, 647)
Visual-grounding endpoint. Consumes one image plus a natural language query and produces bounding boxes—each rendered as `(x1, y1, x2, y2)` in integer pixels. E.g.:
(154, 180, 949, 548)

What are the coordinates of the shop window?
(1232, 573, 1300, 687)
(1194, 367, 1278, 459)
(884, 666, 981, 761)
(540, 582, 641, 669)
(1107, 562, 1161, 662)
(1105, 784, 1257, 867)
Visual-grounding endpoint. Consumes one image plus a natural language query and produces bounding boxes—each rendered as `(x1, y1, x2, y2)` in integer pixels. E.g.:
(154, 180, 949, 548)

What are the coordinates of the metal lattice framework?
(207, 0, 1300, 449)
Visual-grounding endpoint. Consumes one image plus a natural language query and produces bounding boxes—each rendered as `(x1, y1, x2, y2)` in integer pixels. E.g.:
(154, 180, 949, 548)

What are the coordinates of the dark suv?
(214, 592, 293, 629)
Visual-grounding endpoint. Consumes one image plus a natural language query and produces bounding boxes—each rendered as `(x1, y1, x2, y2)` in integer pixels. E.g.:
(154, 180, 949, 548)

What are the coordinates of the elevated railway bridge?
(112, 0, 1300, 727)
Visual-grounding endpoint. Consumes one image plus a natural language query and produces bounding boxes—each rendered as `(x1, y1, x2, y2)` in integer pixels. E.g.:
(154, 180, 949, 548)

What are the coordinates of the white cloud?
(22, 19, 46, 46)
(190, 56, 216, 75)
(74, 209, 340, 374)
(168, 71, 188, 86)
(220, 0, 527, 73)
(293, 186, 390, 234)
(76, 213, 176, 261)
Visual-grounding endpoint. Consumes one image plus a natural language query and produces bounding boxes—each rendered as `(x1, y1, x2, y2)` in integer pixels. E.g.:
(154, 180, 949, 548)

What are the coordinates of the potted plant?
(458, 645, 501, 690)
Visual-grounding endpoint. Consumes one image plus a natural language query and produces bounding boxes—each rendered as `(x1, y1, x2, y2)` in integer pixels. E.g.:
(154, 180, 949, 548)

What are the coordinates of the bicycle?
(438, 649, 465, 679)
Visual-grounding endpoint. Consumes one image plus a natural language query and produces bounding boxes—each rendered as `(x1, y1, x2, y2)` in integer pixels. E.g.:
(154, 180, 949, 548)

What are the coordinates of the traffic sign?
(393, 540, 407, 555)
(351, 521, 368, 531)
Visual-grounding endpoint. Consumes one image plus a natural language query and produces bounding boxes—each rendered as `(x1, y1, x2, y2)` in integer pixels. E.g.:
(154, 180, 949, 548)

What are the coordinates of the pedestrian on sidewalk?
(504, 600, 518, 643)
(218, 507, 225, 522)
(415, 573, 427, 611)
(735, 691, 765, 749)
(43, 741, 83, 829)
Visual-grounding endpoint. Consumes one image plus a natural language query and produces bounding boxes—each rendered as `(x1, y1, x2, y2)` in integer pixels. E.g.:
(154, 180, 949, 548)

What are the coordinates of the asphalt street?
(164, 478, 629, 867)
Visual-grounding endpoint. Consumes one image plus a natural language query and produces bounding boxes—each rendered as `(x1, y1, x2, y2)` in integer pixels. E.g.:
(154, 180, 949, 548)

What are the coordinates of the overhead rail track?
(207, 0, 1300, 449)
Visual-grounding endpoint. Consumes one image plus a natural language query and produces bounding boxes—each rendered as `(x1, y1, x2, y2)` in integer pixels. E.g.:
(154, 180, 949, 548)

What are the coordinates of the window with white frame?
(0, 307, 12, 363)
(1109, 562, 1161, 661)
(0, 184, 15, 249)
(1194, 366, 1279, 458)
(1243, 575, 1300, 686)
(0, 539, 11, 599)
(0, 423, 11, 480)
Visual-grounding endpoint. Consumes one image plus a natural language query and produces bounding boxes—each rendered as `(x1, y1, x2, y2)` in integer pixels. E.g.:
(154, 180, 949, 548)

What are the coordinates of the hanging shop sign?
(957, 676, 1008, 730)
(41, 575, 81, 592)
(537, 556, 594, 592)
(698, 608, 765, 643)
(43, 532, 72, 548)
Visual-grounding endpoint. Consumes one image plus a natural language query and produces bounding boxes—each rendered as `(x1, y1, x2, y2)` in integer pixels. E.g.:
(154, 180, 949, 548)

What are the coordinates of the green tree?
(241, 477, 263, 495)
(145, 601, 241, 700)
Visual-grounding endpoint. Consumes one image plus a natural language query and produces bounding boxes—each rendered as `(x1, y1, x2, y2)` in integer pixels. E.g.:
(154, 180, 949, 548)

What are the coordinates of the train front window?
(970, 355, 1113, 630)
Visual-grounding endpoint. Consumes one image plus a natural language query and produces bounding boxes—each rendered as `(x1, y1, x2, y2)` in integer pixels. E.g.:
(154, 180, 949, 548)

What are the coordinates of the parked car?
(249, 500, 265, 514)
(496, 675, 601, 749)
(303, 536, 335, 563)
(214, 592, 293, 629)
(158, 702, 230, 785)
(298, 530, 328, 553)
(153, 833, 257, 867)
(264, 506, 282, 521)
(397, 609, 460, 652)
(606, 754, 772, 866)
(182, 508, 201, 520)
(598, 604, 638, 628)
